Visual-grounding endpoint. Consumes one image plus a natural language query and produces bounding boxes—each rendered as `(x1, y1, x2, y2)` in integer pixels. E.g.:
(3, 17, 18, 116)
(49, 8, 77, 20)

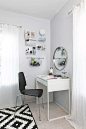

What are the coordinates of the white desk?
(36, 75, 70, 121)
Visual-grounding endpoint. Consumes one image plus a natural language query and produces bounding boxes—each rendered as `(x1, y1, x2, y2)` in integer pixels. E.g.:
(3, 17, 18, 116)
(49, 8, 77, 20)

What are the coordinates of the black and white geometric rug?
(0, 104, 38, 129)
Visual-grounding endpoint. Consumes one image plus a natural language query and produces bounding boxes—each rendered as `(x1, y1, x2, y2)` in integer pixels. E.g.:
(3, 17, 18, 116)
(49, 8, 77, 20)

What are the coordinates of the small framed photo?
(25, 30, 36, 40)
(27, 31, 30, 38)
(31, 31, 36, 39)
(25, 30, 31, 39)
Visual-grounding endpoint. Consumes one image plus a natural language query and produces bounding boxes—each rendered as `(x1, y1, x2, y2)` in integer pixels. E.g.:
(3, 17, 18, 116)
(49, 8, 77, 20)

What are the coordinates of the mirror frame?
(53, 47, 68, 71)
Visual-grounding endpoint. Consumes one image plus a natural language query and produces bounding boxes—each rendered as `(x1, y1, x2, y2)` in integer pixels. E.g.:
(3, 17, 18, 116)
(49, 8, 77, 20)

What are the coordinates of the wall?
(50, 0, 81, 112)
(0, 10, 50, 101)
(0, 0, 81, 108)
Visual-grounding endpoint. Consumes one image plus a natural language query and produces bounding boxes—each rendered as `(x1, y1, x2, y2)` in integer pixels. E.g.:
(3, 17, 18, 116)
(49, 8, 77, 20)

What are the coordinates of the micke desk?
(36, 75, 70, 121)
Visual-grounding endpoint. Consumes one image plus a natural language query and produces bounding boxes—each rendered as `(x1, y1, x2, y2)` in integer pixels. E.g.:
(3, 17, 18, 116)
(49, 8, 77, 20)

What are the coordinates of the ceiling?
(0, 0, 68, 20)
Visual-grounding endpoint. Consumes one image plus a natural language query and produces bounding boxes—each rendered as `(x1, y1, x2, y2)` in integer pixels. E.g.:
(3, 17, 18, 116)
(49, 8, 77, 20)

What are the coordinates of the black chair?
(14, 72, 43, 121)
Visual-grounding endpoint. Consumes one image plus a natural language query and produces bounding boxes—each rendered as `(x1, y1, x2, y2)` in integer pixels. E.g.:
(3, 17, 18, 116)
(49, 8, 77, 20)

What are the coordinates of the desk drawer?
(37, 78, 47, 86)
(48, 79, 70, 92)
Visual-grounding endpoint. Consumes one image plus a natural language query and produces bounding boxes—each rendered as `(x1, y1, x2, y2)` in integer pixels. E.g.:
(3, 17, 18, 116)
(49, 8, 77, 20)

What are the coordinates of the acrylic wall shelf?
(27, 57, 44, 59)
(27, 57, 44, 67)
(25, 38, 37, 41)
(54, 58, 66, 59)
(25, 42, 36, 46)
(37, 48, 46, 51)
(29, 38, 37, 41)
(38, 38, 46, 42)
(30, 63, 40, 66)
(25, 38, 46, 42)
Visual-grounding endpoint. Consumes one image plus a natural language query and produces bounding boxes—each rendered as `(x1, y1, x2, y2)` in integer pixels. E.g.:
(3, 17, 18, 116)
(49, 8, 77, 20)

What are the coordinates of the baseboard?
(54, 101, 69, 114)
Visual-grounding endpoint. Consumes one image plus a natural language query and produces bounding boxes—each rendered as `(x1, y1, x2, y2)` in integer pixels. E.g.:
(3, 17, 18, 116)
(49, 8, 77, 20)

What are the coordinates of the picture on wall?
(31, 31, 36, 39)
(25, 30, 36, 40)
(27, 31, 30, 38)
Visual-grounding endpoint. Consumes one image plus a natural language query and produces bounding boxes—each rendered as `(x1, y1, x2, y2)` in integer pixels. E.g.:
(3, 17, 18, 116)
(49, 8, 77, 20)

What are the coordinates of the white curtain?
(0, 24, 21, 109)
(67, 1, 86, 129)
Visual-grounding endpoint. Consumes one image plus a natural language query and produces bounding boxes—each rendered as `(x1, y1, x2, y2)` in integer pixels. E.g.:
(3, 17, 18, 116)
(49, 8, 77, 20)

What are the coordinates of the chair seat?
(22, 89, 43, 98)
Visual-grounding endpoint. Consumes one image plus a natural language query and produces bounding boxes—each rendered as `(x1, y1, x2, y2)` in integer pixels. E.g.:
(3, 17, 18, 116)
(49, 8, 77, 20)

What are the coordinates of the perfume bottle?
(62, 49, 66, 56)
(33, 47, 36, 55)
(60, 61, 65, 66)
(49, 67, 53, 75)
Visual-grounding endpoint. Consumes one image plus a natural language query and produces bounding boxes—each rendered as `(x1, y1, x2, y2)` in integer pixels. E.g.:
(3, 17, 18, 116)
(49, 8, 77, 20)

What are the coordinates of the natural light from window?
(0, 30, 2, 85)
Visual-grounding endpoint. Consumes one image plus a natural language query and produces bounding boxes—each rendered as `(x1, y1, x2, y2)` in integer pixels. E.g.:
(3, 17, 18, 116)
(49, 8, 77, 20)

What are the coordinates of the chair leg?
(14, 96, 18, 118)
(38, 97, 41, 121)
(42, 95, 44, 109)
(22, 95, 25, 105)
(24, 95, 25, 102)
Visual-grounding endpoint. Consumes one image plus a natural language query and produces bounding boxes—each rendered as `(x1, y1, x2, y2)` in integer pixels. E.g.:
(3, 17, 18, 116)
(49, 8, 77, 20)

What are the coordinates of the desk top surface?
(37, 75, 70, 81)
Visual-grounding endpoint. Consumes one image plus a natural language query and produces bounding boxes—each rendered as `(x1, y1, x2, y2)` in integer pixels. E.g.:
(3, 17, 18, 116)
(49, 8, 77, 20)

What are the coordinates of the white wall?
(0, 10, 50, 101)
(50, 0, 81, 112)
(0, 0, 81, 109)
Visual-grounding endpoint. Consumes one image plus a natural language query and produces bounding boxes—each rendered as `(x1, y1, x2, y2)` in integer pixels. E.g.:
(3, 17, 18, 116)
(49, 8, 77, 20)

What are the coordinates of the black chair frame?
(14, 72, 44, 121)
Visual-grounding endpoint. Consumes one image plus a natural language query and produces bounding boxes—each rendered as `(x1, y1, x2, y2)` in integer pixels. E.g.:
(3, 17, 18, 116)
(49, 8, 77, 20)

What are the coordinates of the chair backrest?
(18, 72, 26, 93)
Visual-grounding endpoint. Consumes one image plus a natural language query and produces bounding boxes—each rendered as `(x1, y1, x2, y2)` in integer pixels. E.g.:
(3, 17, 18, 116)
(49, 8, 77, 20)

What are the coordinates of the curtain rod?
(68, 0, 84, 15)
(0, 23, 22, 28)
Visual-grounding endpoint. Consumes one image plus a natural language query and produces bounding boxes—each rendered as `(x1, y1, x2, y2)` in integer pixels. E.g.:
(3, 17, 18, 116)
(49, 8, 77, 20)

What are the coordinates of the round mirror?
(39, 29, 46, 36)
(53, 47, 68, 71)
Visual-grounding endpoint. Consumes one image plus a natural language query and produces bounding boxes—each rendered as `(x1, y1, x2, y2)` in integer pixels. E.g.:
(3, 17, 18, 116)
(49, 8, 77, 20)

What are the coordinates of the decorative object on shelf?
(37, 45, 41, 50)
(26, 48, 29, 54)
(31, 61, 40, 66)
(62, 49, 66, 56)
(53, 75, 62, 77)
(27, 57, 44, 66)
(25, 30, 36, 41)
(42, 45, 46, 50)
(25, 30, 30, 39)
(30, 58, 41, 66)
(53, 47, 68, 71)
(62, 71, 67, 77)
(38, 29, 46, 41)
(30, 50, 32, 54)
(31, 31, 36, 39)
(33, 47, 36, 55)
(37, 45, 46, 50)
(49, 67, 53, 75)
(39, 29, 45, 37)
(26, 48, 33, 55)
(59, 60, 66, 66)
(25, 39, 30, 45)
(31, 58, 35, 64)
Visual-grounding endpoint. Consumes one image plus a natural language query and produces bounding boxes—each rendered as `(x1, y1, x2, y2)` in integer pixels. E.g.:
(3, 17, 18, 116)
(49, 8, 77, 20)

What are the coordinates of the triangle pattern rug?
(0, 104, 38, 129)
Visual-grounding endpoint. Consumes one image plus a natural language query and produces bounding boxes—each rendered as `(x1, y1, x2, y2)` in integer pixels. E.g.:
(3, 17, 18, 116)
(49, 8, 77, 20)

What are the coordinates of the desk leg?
(69, 88, 71, 115)
(36, 80, 38, 104)
(47, 91, 49, 121)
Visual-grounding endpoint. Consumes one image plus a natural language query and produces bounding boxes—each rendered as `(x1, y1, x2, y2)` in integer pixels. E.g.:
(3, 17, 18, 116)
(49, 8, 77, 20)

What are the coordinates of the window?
(0, 29, 2, 86)
(0, 29, 2, 74)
